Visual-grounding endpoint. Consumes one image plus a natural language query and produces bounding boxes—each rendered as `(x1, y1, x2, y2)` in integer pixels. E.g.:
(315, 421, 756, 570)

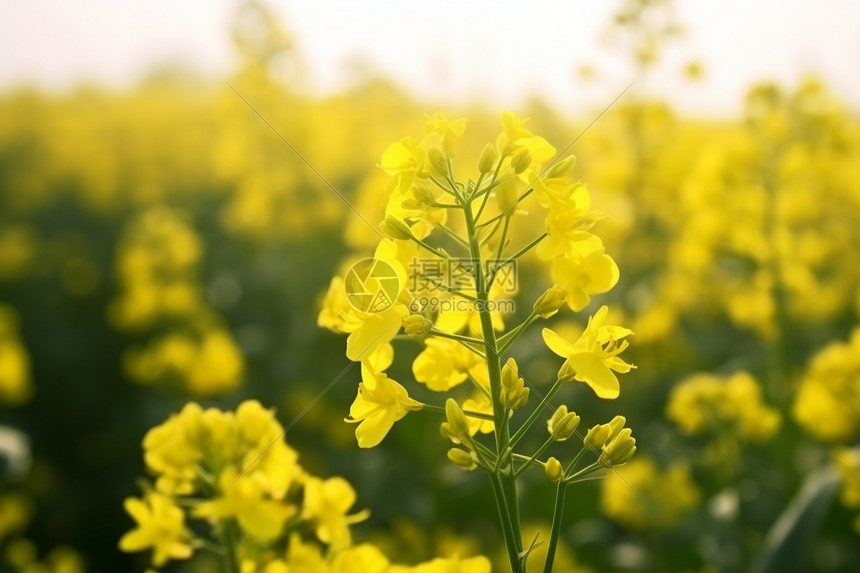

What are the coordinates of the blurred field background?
(2, 1, 860, 572)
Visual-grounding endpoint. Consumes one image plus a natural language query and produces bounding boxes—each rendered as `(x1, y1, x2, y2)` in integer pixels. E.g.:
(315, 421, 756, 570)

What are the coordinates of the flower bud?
(547, 155, 576, 178)
(599, 427, 636, 468)
(427, 147, 448, 177)
(545, 457, 564, 482)
(500, 358, 529, 410)
(605, 415, 626, 441)
(447, 448, 477, 471)
(478, 143, 499, 174)
(402, 314, 432, 336)
(445, 398, 471, 441)
(511, 149, 532, 174)
(584, 424, 609, 451)
(547, 405, 580, 442)
(533, 286, 567, 318)
(380, 215, 414, 240)
(412, 183, 437, 207)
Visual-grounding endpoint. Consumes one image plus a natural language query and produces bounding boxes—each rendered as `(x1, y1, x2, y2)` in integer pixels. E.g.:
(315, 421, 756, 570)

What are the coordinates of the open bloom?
(302, 477, 370, 551)
(551, 246, 620, 311)
(346, 367, 422, 448)
(542, 306, 635, 399)
(118, 493, 192, 567)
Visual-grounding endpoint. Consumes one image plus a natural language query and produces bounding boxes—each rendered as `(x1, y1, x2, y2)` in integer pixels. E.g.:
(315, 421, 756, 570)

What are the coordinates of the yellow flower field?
(1, 1, 859, 572)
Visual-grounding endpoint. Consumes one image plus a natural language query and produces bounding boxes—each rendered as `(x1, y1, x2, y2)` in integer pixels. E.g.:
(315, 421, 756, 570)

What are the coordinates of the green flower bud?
(478, 143, 499, 174)
(585, 415, 628, 450)
(427, 146, 448, 177)
(500, 358, 529, 410)
(599, 427, 636, 468)
(445, 398, 471, 441)
(547, 155, 576, 178)
(412, 183, 437, 207)
(584, 423, 611, 450)
(545, 457, 564, 482)
(547, 405, 580, 442)
(605, 415, 626, 441)
(447, 448, 477, 471)
(402, 314, 432, 336)
(380, 215, 414, 240)
(511, 149, 532, 174)
(533, 285, 567, 318)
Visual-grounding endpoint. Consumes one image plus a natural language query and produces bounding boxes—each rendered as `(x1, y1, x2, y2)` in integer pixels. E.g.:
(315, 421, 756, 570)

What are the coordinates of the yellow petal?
(542, 328, 577, 358)
(568, 351, 620, 399)
(346, 308, 402, 361)
(356, 408, 398, 448)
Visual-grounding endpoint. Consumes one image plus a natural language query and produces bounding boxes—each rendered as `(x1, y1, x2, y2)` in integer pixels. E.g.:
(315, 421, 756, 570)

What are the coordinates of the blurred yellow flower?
(667, 371, 780, 443)
(601, 456, 699, 531)
(302, 477, 370, 551)
(119, 493, 192, 567)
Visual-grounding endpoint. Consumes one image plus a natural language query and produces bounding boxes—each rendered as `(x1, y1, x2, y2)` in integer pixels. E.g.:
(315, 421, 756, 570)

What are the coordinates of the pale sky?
(1, 0, 858, 116)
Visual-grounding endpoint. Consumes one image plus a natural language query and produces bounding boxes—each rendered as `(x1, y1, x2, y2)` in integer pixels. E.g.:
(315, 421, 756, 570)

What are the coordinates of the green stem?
(513, 436, 555, 479)
(474, 157, 505, 221)
(219, 520, 240, 573)
(410, 236, 449, 260)
(489, 473, 521, 571)
(493, 232, 548, 274)
(543, 480, 567, 573)
(497, 312, 539, 355)
(508, 377, 565, 450)
(437, 224, 471, 250)
(429, 174, 460, 200)
(480, 186, 535, 229)
(464, 179, 524, 573)
(420, 403, 495, 421)
(428, 328, 484, 349)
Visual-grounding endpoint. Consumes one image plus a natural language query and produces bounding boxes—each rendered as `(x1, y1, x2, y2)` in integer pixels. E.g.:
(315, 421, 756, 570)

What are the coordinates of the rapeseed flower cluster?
(600, 456, 699, 531)
(319, 112, 635, 572)
(794, 328, 860, 442)
(0, 306, 32, 405)
(120, 400, 491, 572)
(110, 207, 244, 396)
(667, 371, 780, 443)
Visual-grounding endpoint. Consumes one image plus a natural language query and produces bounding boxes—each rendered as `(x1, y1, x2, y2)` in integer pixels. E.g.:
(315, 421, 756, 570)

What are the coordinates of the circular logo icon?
(344, 258, 401, 314)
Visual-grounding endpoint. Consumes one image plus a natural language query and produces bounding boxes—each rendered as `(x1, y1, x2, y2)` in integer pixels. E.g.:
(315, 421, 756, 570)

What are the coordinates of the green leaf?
(754, 466, 839, 573)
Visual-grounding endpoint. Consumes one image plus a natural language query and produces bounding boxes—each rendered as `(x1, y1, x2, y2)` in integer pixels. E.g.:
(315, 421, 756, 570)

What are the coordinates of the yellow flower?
(346, 367, 422, 448)
(142, 401, 300, 498)
(283, 532, 329, 573)
(331, 543, 390, 573)
(389, 556, 492, 573)
(424, 112, 467, 155)
(668, 371, 780, 443)
(343, 305, 407, 363)
(462, 391, 495, 436)
(193, 469, 295, 541)
(537, 186, 604, 261)
(793, 328, 860, 442)
(600, 457, 699, 531)
(495, 112, 555, 169)
(550, 247, 620, 312)
(380, 136, 426, 195)
(119, 493, 192, 567)
(542, 306, 635, 399)
(318, 276, 353, 333)
(0, 306, 33, 406)
(412, 336, 480, 392)
(302, 477, 370, 551)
